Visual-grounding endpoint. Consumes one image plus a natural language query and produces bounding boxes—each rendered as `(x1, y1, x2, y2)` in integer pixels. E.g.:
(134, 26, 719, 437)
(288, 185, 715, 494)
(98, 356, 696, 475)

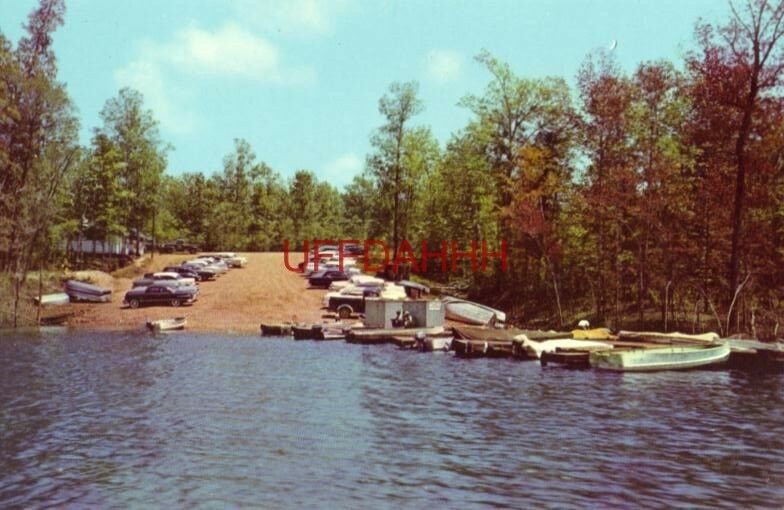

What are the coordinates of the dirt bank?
(69, 252, 328, 333)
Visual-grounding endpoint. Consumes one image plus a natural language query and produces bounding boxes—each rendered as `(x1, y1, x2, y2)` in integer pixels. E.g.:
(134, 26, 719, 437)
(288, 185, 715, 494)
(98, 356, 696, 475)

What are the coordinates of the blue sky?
(0, 0, 731, 188)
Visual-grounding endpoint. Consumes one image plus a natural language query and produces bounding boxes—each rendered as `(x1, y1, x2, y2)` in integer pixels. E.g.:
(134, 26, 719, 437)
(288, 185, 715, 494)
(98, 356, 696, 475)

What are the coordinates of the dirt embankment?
(69, 252, 327, 333)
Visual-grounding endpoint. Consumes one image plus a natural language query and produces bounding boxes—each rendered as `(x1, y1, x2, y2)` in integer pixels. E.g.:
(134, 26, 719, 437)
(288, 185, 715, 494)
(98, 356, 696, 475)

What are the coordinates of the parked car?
(191, 257, 229, 275)
(160, 239, 200, 254)
(163, 266, 203, 282)
(132, 277, 188, 289)
(343, 243, 364, 256)
(308, 269, 349, 288)
(123, 284, 197, 308)
(181, 262, 217, 280)
(204, 252, 248, 268)
(144, 271, 196, 286)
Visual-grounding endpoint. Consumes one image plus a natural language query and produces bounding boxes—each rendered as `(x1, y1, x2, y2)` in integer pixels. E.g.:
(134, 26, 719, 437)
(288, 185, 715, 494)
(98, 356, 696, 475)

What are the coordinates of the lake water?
(1, 329, 782, 509)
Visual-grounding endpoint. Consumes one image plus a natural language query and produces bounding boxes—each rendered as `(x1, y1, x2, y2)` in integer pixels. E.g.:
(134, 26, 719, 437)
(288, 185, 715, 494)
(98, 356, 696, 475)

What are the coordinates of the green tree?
(97, 87, 167, 254)
(367, 81, 424, 255)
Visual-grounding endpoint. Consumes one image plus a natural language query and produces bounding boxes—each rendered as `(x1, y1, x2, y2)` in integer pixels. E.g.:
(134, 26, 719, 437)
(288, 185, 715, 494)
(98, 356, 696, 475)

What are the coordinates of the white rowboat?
(589, 342, 730, 372)
(146, 317, 187, 331)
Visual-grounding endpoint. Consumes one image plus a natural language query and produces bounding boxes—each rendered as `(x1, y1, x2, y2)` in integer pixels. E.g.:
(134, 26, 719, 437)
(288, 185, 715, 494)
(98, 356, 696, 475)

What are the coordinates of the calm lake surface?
(1, 329, 782, 509)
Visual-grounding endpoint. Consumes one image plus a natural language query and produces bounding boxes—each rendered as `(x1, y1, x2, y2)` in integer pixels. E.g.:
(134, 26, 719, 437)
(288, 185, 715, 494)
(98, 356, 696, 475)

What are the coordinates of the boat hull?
(65, 280, 112, 303)
(443, 298, 505, 325)
(260, 323, 293, 336)
(589, 342, 730, 372)
(146, 318, 187, 331)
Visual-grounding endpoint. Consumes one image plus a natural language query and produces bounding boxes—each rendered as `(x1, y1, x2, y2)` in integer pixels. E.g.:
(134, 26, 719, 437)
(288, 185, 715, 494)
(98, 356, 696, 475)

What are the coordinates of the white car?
(152, 271, 196, 286)
(322, 284, 372, 307)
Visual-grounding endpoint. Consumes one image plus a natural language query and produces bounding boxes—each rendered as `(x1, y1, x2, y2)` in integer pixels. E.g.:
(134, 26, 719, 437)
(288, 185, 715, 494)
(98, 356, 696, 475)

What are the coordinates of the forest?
(1, 0, 783, 336)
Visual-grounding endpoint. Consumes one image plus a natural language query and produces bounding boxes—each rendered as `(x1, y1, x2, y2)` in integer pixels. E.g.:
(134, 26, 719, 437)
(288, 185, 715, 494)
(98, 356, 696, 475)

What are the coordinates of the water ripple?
(0, 331, 782, 508)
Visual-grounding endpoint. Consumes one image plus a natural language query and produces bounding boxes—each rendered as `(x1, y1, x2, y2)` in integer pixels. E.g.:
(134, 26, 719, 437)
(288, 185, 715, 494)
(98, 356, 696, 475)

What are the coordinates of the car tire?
(171, 299, 181, 307)
(338, 305, 352, 319)
(129, 299, 140, 309)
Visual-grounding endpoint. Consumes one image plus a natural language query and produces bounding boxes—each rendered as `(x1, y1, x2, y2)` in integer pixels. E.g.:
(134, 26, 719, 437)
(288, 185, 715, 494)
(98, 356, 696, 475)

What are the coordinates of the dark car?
(163, 266, 203, 281)
(123, 284, 197, 308)
(308, 270, 349, 288)
(343, 243, 364, 256)
(160, 239, 200, 254)
(180, 262, 217, 281)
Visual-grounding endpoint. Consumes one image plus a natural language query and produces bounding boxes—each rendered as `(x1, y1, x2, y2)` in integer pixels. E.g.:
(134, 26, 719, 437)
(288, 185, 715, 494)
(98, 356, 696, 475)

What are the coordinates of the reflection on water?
(0, 330, 782, 508)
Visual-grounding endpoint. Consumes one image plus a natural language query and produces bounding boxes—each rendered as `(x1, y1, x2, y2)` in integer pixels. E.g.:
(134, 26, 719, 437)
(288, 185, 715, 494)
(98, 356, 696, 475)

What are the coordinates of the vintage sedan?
(308, 269, 349, 288)
(163, 265, 204, 281)
(123, 284, 197, 308)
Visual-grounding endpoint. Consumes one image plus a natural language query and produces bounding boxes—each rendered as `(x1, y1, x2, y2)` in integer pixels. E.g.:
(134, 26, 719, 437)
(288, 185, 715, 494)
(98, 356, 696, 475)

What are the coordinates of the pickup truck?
(160, 239, 200, 254)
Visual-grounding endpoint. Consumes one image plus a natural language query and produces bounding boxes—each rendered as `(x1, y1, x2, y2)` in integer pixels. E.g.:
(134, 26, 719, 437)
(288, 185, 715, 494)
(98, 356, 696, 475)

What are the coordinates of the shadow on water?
(0, 331, 782, 509)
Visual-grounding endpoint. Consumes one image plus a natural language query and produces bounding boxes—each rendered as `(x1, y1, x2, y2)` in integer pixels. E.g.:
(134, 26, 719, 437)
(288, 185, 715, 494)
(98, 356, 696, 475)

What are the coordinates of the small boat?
(725, 338, 784, 372)
(442, 297, 506, 326)
(260, 323, 293, 336)
(413, 331, 453, 352)
(346, 326, 445, 344)
(65, 280, 112, 303)
(540, 350, 593, 369)
(515, 336, 613, 360)
(572, 328, 614, 340)
(146, 317, 187, 331)
(33, 293, 70, 306)
(39, 311, 74, 325)
(314, 324, 351, 341)
(292, 324, 323, 340)
(589, 342, 730, 372)
(452, 338, 514, 358)
(617, 330, 719, 344)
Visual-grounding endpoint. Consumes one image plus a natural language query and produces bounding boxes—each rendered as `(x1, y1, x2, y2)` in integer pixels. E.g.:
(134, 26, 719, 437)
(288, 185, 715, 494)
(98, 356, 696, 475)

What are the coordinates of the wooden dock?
(346, 326, 446, 345)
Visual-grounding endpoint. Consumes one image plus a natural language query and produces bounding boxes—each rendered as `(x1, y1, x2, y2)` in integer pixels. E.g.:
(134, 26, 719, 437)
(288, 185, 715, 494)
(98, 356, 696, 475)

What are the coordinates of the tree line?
(2, 0, 783, 335)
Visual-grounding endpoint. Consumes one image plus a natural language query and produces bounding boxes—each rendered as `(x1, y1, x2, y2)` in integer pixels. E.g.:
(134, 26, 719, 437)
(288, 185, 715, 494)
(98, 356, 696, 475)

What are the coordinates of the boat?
(413, 331, 453, 352)
(314, 324, 352, 341)
(39, 311, 74, 325)
(33, 293, 71, 306)
(514, 336, 613, 360)
(725, 338, 784, 372)
(452, 338, 514, 358)
(292, 324, 323, 340)
(443, 297, 506, 326)
(346, 326, 445, 344)
(65, 280, 112, 303)
(260, 323, 293, 336)
(540, 350, 594, 369)
(589, 342, 730, 372)
(617, 330, 719, 344)
(146, 317, 187, 331)
(572, 328, 614, 340)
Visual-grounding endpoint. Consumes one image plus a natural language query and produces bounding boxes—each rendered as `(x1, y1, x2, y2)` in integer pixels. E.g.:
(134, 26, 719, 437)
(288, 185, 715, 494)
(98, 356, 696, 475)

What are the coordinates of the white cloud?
(323, 152, 362, 187)
(169, 24, 281, 79)
(424, 49, 464, 83)
(114, 59, 202, 135)
(140, 22, 314, 84)
(115, 22, 314, 134)
(232, 0, 352, 36)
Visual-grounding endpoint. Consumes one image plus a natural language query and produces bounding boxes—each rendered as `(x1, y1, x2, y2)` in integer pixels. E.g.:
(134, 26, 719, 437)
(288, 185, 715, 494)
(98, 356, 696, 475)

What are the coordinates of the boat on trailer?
(589, 342, 730, 372)
(146, 317, 187, 331)
(65, 280, 112, 303)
